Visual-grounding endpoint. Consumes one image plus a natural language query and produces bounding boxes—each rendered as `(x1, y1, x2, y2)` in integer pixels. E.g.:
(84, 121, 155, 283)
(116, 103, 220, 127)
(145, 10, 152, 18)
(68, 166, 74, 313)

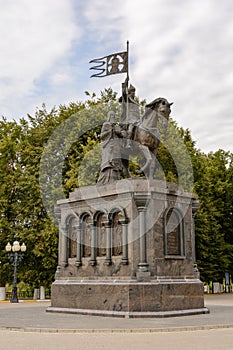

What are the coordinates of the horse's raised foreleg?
(136, 144, 155, 179)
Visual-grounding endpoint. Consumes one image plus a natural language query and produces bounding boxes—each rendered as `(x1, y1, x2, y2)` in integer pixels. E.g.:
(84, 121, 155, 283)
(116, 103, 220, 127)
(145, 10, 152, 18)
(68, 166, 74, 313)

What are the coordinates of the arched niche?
(80, 212, 93, 258)
(66, 215, 79, 259)
(164, 207, 185, 257)
(94, 210, 108, 257)
(109, 207, 126, 257)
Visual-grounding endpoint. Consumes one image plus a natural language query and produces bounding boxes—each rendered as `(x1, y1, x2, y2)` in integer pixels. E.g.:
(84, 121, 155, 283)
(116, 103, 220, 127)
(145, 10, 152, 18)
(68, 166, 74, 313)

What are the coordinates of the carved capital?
(118, 217, 129, 225)
(134, 193, 150, 210)
(192, 199, 199, 217)
(54, 205, 61, 222)
(102, 220, 112, 228)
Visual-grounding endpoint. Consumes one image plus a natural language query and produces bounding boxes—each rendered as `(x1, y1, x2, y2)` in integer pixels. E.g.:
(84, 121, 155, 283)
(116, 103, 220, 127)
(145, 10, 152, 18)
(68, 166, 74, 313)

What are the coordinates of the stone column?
(138, 207, 149, 272)
(119, 218, 129, 265)
(55, 226, 62, 278)
(60, 225, 68, 267)
(89, 224, 97, 266)
(54, 206, 61, 278)
(134, 194, 150, 273)
(192, 198, 199, 277)
(75, 223, 82, 267)
(104, 220, 112, 265)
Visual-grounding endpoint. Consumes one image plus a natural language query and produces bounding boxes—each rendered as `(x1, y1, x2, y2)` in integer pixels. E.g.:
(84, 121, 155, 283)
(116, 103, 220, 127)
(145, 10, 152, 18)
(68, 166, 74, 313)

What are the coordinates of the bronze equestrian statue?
(98, 81, 172, 184)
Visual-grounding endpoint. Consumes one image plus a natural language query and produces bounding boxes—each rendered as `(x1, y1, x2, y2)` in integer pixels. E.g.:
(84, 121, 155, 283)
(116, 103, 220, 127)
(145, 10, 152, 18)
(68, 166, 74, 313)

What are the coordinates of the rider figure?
(119, 77, 140, 148)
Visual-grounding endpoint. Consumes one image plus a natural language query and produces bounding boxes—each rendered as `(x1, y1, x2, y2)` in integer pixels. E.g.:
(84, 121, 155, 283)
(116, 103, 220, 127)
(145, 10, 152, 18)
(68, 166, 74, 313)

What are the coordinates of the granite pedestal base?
(48, 278, 208, 318)
(49, 179, 208, 317)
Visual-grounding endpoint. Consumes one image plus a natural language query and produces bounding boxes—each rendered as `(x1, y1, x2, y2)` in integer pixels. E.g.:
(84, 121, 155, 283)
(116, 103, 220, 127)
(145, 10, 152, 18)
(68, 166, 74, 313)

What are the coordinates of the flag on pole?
(90, 50, 128, 78)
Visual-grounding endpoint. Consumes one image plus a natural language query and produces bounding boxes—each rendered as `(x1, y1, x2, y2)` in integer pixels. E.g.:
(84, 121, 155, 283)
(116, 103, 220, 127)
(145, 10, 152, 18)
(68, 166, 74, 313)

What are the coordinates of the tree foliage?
(0, 88, 232, 288)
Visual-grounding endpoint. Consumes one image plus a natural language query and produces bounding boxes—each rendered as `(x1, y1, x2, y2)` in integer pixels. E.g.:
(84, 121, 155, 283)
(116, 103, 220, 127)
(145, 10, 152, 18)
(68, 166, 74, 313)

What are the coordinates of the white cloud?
(84, 0, 233, 152)
(1, 0, 233, 153)
(49, 71, 72, 86)
(0, 0, 81, 118)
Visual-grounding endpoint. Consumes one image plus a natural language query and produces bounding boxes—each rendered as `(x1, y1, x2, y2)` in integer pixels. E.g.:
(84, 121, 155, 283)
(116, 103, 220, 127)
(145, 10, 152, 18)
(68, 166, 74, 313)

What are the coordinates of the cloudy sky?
(0, 0, 232, 153)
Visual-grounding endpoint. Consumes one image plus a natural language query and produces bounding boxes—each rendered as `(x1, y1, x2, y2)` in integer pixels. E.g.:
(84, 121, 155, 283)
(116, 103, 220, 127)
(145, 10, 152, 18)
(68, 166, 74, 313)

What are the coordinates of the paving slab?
(0, 328, 232, 350)
(0, 293, 232, 333)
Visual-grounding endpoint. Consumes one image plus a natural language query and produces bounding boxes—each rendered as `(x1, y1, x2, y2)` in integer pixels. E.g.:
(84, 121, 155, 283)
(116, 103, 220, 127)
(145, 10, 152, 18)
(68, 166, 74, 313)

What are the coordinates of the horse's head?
(146, 97, 173, 122)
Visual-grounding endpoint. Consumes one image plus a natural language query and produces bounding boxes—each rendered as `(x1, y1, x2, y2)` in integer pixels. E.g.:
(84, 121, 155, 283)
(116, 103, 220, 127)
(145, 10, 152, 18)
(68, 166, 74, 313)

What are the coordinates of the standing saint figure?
(97, 111, 123, 185)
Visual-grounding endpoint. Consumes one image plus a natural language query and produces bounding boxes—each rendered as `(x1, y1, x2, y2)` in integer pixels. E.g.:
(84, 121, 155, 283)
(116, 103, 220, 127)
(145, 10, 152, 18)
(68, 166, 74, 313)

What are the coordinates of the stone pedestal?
(48, 179, 208, 317)
(40, 286, 45, 300)
(0, 287, 6, 301)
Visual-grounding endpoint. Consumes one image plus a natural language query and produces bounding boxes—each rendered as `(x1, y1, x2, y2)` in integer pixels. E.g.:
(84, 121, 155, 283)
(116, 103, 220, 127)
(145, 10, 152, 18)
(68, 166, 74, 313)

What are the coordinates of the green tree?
(0, 118, 24, 285)
(1, 89, 232, 290)
(195, 150, 232, 282)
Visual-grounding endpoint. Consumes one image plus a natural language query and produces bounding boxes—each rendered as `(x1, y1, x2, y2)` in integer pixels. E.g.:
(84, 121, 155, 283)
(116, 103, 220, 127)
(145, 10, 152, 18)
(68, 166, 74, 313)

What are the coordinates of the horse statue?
(97, 96, 172, 186)
(121, 97, 173, 179)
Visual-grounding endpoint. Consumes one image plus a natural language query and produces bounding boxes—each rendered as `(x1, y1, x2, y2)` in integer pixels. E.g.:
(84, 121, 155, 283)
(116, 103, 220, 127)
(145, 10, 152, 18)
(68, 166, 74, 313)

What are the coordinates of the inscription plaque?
(166, 209, 181, 255)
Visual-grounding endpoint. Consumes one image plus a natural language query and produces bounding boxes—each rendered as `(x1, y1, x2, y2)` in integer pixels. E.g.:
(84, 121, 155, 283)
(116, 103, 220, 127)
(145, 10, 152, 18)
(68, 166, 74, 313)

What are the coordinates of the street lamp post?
(5, 241, 26, 303)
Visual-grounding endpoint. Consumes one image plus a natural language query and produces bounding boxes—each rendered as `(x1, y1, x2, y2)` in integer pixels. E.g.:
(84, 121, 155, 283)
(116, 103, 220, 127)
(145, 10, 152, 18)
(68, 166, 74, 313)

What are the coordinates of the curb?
(47, 306, 209, 318)
(0, 324, 233, 334)
(0, 300, 50, 303)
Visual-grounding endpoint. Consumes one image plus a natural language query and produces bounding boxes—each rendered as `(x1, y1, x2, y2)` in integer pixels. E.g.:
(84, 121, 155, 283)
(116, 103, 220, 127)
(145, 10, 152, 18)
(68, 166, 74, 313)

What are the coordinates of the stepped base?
(48, 279, 208, 318)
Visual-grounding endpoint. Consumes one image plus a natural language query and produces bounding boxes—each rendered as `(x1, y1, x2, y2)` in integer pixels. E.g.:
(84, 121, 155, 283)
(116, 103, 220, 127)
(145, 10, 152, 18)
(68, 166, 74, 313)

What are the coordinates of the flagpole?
(126, 40, 129, 127)
(126, 40, 129, 82)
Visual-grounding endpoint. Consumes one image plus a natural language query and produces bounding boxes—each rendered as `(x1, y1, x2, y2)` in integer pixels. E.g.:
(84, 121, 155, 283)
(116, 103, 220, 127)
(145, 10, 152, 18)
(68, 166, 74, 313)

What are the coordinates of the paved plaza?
(0, 293, 232, 349)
